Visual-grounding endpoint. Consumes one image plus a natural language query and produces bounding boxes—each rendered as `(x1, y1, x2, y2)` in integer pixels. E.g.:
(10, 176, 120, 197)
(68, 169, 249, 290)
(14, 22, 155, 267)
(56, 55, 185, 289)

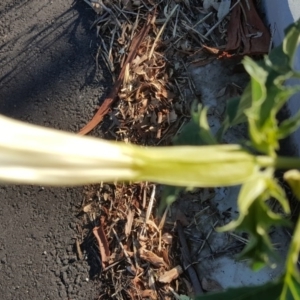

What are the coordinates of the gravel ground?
(0, 0, 109, 299)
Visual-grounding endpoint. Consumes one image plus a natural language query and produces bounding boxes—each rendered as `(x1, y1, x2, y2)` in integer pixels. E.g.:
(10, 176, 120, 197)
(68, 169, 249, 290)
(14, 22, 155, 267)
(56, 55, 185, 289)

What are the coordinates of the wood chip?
(139, 247, 168, 268)
(125, 209, 134, 237)
(93, 222, 110, 269)
(158, 265, 183, 283)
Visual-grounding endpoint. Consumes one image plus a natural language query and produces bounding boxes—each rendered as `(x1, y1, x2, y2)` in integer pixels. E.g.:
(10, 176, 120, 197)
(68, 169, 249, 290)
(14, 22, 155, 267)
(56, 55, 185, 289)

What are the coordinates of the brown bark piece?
(93, 224, 110, 269)
(226, 0, 270, 55)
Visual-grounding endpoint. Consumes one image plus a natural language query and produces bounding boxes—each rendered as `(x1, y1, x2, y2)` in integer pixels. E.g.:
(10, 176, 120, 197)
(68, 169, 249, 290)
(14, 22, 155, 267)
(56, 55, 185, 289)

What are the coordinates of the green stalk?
(257, 156, 300, 169)
(280, 215, 300, 300)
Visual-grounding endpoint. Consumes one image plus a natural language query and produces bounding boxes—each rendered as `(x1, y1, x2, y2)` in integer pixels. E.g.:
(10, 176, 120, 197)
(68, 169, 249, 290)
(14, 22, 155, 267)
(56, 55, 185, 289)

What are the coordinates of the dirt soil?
(0, 0, 109, 299)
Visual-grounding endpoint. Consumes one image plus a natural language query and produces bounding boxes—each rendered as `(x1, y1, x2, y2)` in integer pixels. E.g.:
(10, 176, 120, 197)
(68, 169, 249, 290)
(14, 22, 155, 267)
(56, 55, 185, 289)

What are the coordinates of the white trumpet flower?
(0, 114, 259, 187)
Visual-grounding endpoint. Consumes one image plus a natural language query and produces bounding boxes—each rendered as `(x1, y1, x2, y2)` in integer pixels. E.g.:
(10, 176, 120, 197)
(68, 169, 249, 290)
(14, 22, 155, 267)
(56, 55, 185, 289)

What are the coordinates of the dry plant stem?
(103, 258, 125, 272)
(195, 220, 218, 258)
(158, 230, 162, 252)
(173, 6, 179, 38)
(204, 0, 242, 38)
(148, 269, 157, 295)
(132, 237, 141, 272)
(78, 17, 152, 135)
(75, 239, 83, 260)
(112, 4, 131, 23)
(177, 220, 203, 295)
(158, 205, 170, 230)
(90, 13, 109, 29)
(145, 184, 156, 224)
(156, 112, 163, 139)
(131, 8, 140, 40)
(112, 228, 132, 265)
(148, 4, 178, 60)
(108, 26, 116, 65)
(142, 181, 148, 209)
(229, 232, 248, 244)
(140, 184, 156, 239)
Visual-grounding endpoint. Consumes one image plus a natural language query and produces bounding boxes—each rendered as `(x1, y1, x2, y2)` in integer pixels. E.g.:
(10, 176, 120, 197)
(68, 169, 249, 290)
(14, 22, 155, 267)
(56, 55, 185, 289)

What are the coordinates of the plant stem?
(257, 156, 300, 169)
(280, 215, 300, 300)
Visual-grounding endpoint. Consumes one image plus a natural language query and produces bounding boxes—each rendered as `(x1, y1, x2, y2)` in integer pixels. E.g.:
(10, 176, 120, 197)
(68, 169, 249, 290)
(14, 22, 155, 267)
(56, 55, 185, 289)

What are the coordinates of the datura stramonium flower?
(0, 114, 259, 187)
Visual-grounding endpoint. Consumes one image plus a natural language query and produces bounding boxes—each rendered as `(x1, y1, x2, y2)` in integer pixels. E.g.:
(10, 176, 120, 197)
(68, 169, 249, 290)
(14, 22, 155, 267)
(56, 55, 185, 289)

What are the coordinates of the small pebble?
(61, 272, 68, 284)
(75, 275, 81, 284)
(59, 290, 67, 298)
(60, 265, 69, 272)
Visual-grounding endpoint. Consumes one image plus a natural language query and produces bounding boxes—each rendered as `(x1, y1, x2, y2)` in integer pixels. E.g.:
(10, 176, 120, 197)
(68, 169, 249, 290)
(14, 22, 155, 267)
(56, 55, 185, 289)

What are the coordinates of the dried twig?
(177, 220, 203, 295)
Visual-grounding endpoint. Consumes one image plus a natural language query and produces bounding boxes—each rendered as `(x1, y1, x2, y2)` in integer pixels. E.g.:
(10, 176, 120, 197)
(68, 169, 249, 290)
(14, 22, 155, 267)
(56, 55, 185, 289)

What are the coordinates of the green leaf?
(267, 44, 290, 72)
(219, 19, 300, 147)
(283, 170, 300, 201)
(283, 20, 300, 68)
(239, 19, 300, 156)
(243, 57, 268, 106)
(267, 19, 300, 72)
(278, 104, 300, 139)
(238, 198, 289, 269)
(217, 84, 252, 141)
(220, 172, 270, 232)
(218, 86, 252, 139)
(226, 97, 241, 124)
(219, 174, 291, 269)
(198, 106, 217, 145)
(195, 279, 283, 300)
(174, 105, 217, 146)
(221, 195, 289, 269)
(281, 272, 300, 300)
(159, 185, 182, 212)
(226, 88, 251, 126)
(280, 215, 300, 300)
(267, 178, 290, 214)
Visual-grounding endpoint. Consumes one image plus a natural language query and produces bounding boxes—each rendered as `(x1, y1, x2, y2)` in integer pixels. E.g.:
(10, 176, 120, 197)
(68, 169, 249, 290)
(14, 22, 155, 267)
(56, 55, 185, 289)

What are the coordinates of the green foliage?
(195, 279, 283, 300)
(284, 170, 300, 200)
(219, 20, 300, 156)
(219, 172, 290, 269)
(166, 17, 300, 300)
(174, 104, 217, 145)
(217, 84, 252, 139)
(280, 216, 300, 300)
